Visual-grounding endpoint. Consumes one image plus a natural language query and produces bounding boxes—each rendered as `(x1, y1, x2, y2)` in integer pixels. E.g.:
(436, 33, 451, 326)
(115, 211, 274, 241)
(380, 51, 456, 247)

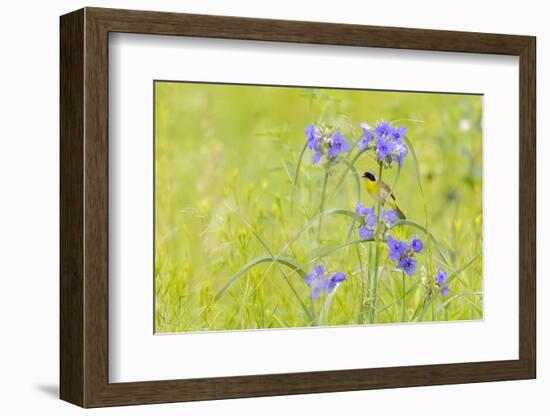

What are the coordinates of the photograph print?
(154, 81, 483, 333)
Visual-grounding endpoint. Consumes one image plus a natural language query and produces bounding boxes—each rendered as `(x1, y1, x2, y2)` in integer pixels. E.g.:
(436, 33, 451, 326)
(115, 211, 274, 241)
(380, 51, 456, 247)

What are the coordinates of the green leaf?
(214, 256, 308, 301)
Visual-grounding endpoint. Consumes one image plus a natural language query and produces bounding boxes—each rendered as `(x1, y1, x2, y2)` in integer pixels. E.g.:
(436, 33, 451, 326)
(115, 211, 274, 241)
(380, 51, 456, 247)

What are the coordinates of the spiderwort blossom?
(328, 131, 352, 157)
(326, 272, 347, 293)
(381, 209, 398, 224)
(305, 123, 318, 150)
(359, 121, 410, 168)
(366, 212, 378, 227)
(358, 225, 375, 239)
(356, 203, 373, 217)
(411, 236, 424, 253)
(377, 136, 395, 160)
(387, 235, 408, 262)
(398, 256, 417, 276)
(393, 141, 409, 166)
(389, 126, 407, 143)
(304, 123, 351, 166)
(305, 265, 326, 300)
(357, 123, 374, 151)
(312, 150, 323, 165)
(356, 203, 377, 240)
(435, 268, 450, 297)
(305, 265, 347, 300)
(387, 236, 423, 276)
(305, 124, 324, 164)
(375, 122, 392, 137)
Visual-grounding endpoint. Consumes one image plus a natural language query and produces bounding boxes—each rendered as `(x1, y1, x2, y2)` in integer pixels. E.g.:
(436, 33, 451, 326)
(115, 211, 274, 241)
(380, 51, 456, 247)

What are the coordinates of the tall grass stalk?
(368, 162, 383, 323)
(317, 171, 329, 245)
(401, 270, 406, 322)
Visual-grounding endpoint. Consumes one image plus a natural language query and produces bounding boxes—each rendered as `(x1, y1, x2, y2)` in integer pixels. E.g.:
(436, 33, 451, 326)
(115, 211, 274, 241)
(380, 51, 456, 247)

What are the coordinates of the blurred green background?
(155, 81, 483, 333)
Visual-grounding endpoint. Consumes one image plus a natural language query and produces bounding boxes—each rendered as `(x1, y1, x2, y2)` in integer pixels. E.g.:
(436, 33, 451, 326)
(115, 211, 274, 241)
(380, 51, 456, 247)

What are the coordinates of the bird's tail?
(395, 205, 406, 220)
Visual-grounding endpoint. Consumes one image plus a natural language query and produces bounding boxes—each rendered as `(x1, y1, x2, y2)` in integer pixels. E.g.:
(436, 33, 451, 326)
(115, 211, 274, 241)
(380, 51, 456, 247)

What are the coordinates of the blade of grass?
(214, 256, 307, 301)
(280, 208, 363, 256)
(307, 238, 375, 264)
(290, 141, 308, 213)
(389, 219, 451, 266)
(317, 171, 329, 245)
(401, 270, 406, 322)
(434, 291, 483, 317)
(377, 280, 419, 314)
(416, 254, 480, 322)
(246, 225, 313, 321)
(404, 135, 437, 320)
(368, 162, 383, 323)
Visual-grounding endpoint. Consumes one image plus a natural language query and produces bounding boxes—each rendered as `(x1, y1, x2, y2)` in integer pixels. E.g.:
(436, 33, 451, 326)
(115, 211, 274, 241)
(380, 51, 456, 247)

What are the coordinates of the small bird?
(362, 170, 406, 219)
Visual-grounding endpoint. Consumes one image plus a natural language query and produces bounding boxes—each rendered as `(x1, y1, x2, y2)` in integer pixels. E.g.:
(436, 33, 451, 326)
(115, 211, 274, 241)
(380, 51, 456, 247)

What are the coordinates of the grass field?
(154, 81, 483, 333)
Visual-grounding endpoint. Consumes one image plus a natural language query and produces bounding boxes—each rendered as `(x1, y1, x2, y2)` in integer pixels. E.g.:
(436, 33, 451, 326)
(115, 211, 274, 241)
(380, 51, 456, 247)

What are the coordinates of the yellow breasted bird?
(362, 170, 406, 219)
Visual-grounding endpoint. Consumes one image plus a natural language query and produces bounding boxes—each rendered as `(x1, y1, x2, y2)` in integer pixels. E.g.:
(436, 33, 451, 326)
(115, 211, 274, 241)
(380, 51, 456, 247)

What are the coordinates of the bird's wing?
(380, 181, 396, 201)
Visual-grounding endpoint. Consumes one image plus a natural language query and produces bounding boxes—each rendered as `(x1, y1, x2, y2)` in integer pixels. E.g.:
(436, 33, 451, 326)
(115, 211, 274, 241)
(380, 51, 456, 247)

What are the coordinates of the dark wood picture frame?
(60, 7, 536, 408)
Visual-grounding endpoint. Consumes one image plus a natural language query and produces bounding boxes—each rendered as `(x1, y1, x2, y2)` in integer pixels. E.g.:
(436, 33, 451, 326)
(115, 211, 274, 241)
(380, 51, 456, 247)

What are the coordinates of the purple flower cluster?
(357, 121, 409, 167)
(356, 203, 377, 239)
(305, 123, 351, 165)
(387, 235, 424, 276)
(435, 268, 450, 297)
(381, 209, 398, 224)
(356, 203, 400, 240)
(305, 265, 347, 300)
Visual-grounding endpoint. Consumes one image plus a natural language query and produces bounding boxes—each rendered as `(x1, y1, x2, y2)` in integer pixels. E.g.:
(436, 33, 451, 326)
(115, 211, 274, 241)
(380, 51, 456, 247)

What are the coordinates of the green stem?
(401, 270, 406, 322)
(310, 297, 318, 326)
(289, 141, 308, 214)
(368, 162, 383, 323)
(356, 244, 366, 324)
(317, 172, 329, 245)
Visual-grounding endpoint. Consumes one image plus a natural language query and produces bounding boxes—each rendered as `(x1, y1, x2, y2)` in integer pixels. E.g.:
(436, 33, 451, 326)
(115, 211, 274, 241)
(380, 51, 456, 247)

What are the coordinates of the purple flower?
(394, 142, 409, 166)
(435, 268, 450, 297)
(305, 265, 326, 300)
(357, 203, 377, 239)
(356, 203, 377, 226)
(312, 151, 323, 164)
(411, 236, 424, 253)
(389, 126, 407, 143)
(387, 235, 408, 262)
(359, 225, 375, 240)
(366, 213, 377, 227)
(305, 265, 347, 299)
(326, 272, 347, 293)
(381, 210, 398, 224)
(305, 123, 319, 150)
(305, 124, 324, 164)
(357, 124, 374, 151)
(377, 136, 395, 160)
(356, 203, 374, 217)
(328, 131, 351, 158)
(375, 122, 392, 137)
(398, 256, 417, 276)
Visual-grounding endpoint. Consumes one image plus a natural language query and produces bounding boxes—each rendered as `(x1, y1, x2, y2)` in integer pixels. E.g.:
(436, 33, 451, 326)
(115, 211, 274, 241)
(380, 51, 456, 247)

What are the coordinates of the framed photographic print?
(60, 7, 536, 408)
